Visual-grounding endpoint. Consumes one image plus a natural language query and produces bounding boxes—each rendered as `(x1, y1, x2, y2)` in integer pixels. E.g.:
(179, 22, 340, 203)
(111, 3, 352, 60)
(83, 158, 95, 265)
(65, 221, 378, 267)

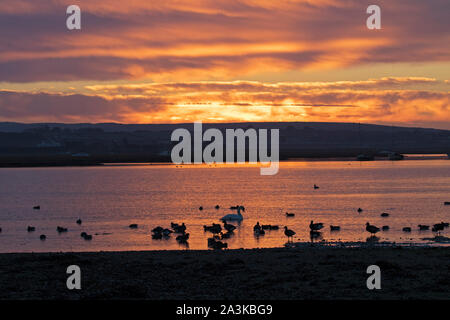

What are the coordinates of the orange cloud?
(1, 78, 448, 129)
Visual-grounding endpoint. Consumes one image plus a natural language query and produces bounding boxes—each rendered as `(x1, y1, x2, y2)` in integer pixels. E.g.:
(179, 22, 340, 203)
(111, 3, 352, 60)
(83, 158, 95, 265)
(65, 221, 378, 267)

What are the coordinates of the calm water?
(0, 160, 449, 252)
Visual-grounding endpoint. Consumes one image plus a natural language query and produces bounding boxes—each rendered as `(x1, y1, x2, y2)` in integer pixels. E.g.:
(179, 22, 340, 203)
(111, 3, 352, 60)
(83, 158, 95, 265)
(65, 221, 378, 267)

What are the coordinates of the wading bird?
(365, 222, 380, 235)
(284, 226, 296, 242)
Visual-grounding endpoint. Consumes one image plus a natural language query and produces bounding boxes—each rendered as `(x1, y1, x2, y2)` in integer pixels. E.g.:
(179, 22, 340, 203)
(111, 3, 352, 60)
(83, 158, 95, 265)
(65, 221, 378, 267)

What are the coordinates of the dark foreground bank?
(0, 247, 449, 300)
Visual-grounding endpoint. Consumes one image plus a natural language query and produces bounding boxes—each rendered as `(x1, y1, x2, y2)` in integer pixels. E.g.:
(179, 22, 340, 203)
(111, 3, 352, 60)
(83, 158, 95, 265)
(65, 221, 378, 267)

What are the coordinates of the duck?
(215, 205, 220, 209)
(204, 223, 222, 234)
(285, 212, 295, 217)
(402, 227, 412, 232)
(83, 234, 93, 240)
(39, 234, 46, 240)
(199, 206, 203, 211)
(444, 202, 450, 205)
(223, 221, 236, 233)
(33, 206, 40, 210)
(129, 224, 138, 229)
(269, 225, 279, 230)
(365, 222, 380, 235)
(381, 212, 389, 217)
(357, 208, 363, 213)
(313, 184, 320, 189)
(76, 219, 82, 225)
(418, 225, 429, 230)
(27, 226, 36, 232)
(382, 225, 390, 231)
(162, 228, 173, 236)
(284, 226, 296, 242)
(330, 225, 340, 231)
(56, 226, 68, 233)
(80, 232, 92, 240)
(309, 220, 324, 231)
(253, 222, 261, 232)
(220, 206, 244, 222)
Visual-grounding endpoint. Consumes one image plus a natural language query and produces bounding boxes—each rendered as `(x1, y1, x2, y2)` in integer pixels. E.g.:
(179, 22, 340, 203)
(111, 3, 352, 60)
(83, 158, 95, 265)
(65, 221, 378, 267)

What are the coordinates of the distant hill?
(0, 121, 448, 133)
(0, 121, 449, 166)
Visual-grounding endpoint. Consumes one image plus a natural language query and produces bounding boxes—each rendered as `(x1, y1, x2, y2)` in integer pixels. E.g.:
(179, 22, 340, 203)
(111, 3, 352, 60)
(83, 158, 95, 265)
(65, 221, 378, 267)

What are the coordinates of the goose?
(381, 212, 389, 217)
(176, 233, 189, 242)
(76, 219, 82, 225)
(173, 223, 186, 233)
(207, 237, 216, 247)
(129, 224, 138, 229)
(285, 212, 295, 217)
(357, 208, 363, 213)
(314, 184, 320, 189)
(284, 226, 296, 242)
(223, 221, 236, 233)
(220, 207, 244, 222)
(152, 232, 163, 240)
(418, 225, 429, 230)
(402, 227, 411, 232)
(211, 240, 228, 250)
(33, 206, 40, 210)
(309, 220, 324, 231)
(382, 225, 390, 231)
(255, 229, 265, 236)
(253, 222, 261, 232)
(365, 222, 380, 235)
(39, 234, 46, 240)
(432, 223, 445, 235)
(330, 225, 340, 231)
(80, 232, 87, 238)
(152, 226, 164, 233)
(220, 231, 233, 239)
(27, 226, 36, 232)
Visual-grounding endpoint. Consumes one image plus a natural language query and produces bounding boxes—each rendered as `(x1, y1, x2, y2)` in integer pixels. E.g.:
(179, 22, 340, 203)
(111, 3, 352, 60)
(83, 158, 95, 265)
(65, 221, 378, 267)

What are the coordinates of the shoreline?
(0, 246, 449, 299)
(0, 155, 448, 168)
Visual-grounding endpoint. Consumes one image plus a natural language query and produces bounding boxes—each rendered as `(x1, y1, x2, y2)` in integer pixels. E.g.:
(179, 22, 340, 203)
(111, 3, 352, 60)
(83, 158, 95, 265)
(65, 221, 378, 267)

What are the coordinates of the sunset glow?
(0, 0, 449, 128)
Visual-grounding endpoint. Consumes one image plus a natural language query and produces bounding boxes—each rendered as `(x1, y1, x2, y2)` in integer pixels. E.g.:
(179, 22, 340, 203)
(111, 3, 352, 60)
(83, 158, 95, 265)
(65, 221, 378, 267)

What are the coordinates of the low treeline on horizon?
(0, 121, 449, 167)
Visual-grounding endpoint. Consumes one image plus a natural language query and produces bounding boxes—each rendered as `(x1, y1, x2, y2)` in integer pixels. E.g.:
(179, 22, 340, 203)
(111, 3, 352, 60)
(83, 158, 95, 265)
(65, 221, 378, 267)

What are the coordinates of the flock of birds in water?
(1, 187, 449, 249)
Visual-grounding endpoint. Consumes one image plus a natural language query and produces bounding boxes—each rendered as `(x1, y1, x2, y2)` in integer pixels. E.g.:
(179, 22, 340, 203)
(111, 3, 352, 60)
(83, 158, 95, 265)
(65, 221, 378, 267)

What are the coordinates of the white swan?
(220, 206, 244, 222)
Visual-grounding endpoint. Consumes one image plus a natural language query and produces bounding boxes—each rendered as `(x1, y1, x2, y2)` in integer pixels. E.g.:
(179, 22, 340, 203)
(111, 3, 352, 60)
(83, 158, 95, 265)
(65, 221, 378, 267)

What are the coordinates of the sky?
(0, 0, 449, 128)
